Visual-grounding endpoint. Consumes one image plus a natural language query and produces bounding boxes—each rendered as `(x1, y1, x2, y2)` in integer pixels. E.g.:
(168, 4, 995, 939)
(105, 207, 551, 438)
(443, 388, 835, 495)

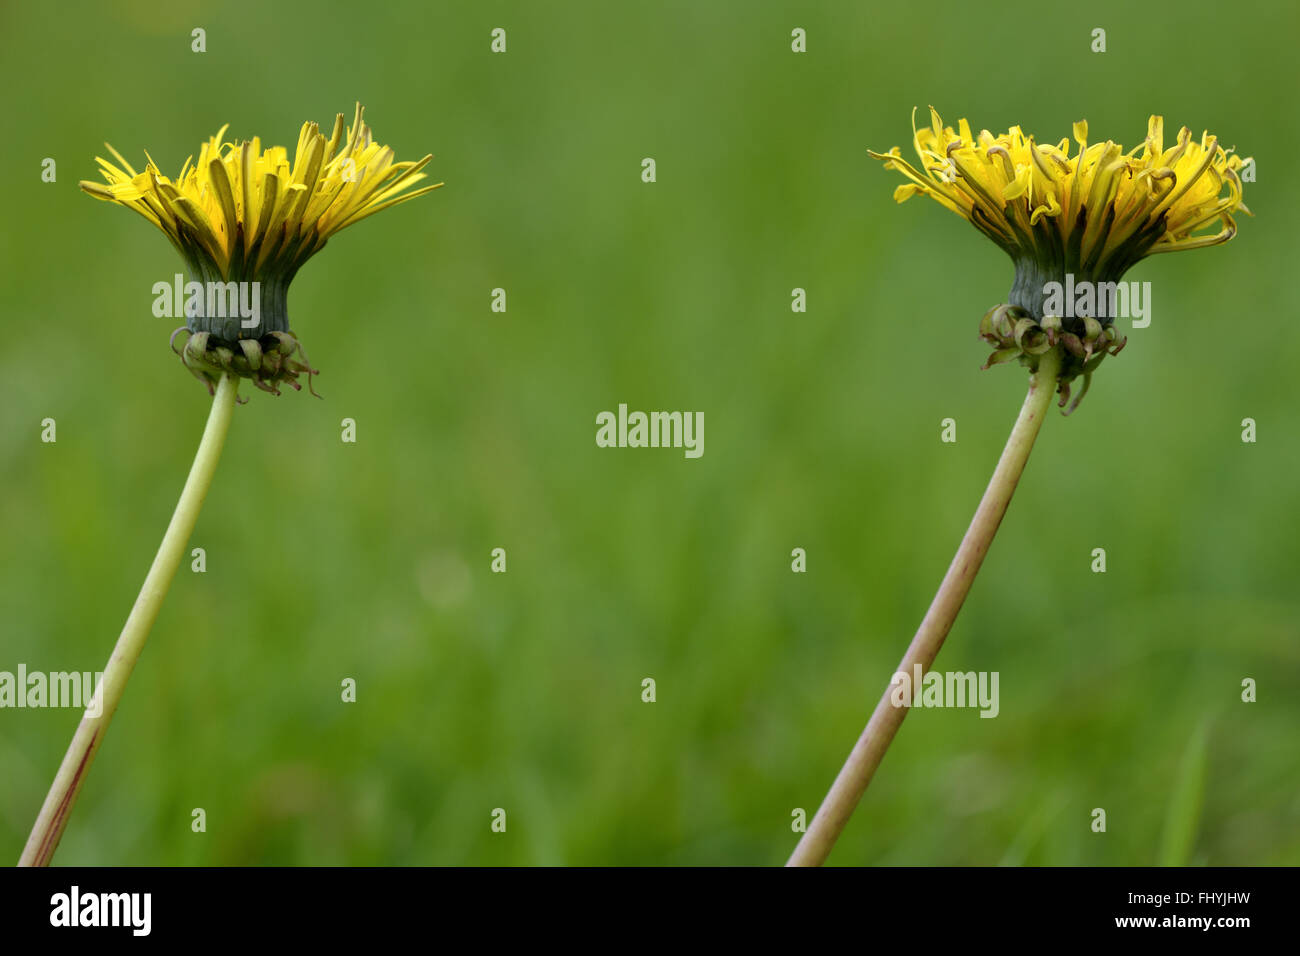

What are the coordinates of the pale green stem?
(787, 348, 1063, 867)
(18, 373, 239, 867)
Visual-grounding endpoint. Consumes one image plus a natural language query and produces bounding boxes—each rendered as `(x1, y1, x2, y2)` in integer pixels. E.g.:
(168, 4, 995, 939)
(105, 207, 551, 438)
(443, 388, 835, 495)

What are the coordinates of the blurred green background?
(1, 0, 1297, 866)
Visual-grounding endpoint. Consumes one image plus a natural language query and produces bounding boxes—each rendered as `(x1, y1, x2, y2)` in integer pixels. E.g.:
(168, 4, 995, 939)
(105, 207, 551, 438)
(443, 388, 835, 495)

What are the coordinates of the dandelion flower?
(80, 103, 442, 394)
(24, 106, 444, 867)
(870, 109, 1250, 410)
(790, 111, 1255, 867)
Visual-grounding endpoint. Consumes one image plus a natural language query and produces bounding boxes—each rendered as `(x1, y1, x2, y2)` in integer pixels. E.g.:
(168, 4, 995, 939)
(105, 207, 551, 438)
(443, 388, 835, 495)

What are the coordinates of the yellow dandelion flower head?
(869, 108, 1251, 321)
(80, 104, 442, 395)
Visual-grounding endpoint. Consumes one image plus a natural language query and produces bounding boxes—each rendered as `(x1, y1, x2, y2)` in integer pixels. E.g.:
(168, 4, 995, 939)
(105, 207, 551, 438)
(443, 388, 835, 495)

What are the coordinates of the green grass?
(0, 0, 1296, 865)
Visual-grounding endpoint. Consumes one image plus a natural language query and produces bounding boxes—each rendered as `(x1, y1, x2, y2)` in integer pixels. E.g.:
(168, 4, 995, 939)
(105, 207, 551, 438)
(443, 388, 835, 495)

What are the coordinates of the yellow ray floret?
(869, 108, 1250, 275)
(80, 103, 442, 279)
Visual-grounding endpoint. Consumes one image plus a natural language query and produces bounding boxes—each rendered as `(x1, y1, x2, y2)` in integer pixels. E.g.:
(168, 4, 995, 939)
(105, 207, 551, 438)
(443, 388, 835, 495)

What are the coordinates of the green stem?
(787, 348, 1063, 867)
(18, 373, 239, 867)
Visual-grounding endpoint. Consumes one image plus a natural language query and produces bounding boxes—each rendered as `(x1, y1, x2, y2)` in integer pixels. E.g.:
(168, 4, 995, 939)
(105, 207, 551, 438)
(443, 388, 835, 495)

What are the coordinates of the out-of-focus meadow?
(0, 0, 1296, 864)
